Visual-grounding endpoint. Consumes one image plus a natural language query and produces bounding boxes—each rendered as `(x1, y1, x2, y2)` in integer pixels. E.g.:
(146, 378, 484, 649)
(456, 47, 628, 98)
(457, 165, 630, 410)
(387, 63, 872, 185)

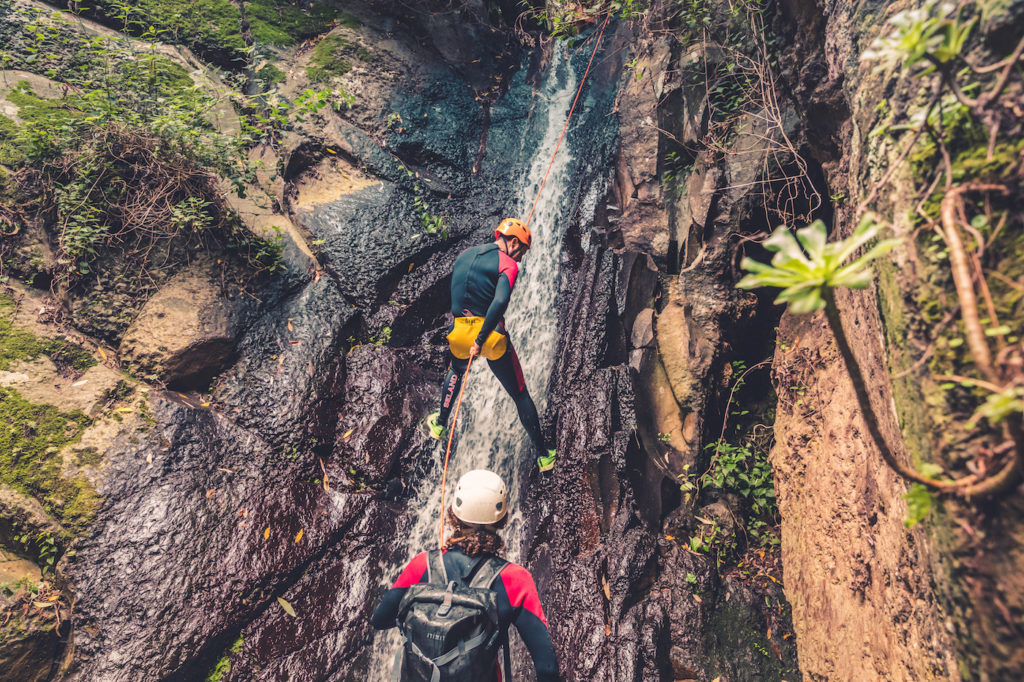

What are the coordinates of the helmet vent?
(496, 501, 503, 511)
(455, 497, 463, 507)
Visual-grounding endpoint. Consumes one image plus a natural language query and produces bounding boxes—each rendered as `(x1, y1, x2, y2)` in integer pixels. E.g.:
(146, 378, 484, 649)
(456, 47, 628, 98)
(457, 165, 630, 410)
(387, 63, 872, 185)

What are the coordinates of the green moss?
(0, 387, 96, 533)
(87, 0, 246, 65)
(0, 297, 96, 373)
(257, 63, 286, 86)
(307, 34, 354, 83)
(337, 12, 361, 30)
(204, 634, 244, 682)
(0, 113, 24, 166)
(6, 81, 82, 131)
(246, 1, 347, 45)
(120, 56, 194, 90)
(83, 0, 348, 66)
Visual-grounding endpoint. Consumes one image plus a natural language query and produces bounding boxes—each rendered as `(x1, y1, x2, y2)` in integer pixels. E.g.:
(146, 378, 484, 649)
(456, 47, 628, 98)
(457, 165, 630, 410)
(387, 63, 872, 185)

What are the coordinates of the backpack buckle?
(436, 580, 456, 617)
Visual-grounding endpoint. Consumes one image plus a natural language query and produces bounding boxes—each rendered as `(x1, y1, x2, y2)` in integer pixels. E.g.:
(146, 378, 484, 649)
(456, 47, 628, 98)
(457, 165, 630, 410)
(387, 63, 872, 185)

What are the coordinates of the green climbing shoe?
(425, 411, 446, 441)
(537, 449, 556, 472)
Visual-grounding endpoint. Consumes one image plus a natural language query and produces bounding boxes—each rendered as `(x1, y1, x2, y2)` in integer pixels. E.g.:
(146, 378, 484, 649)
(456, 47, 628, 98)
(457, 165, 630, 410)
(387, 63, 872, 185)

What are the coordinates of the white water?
(367, 46, 582, 679)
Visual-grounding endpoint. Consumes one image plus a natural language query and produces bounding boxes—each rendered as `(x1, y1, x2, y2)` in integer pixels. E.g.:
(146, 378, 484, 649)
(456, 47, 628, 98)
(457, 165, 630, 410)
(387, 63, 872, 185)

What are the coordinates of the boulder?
(118, 260, 252, 389)
(333, 345, 435, 483)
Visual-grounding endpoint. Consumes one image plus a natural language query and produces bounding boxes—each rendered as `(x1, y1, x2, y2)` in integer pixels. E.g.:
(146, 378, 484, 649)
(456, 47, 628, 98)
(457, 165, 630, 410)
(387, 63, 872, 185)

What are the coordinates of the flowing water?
(366, 45, 584, 679)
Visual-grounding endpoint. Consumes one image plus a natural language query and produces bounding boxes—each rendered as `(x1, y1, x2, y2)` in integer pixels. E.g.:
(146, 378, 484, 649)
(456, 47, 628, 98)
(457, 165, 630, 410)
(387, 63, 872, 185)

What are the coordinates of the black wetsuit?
(371, 547, 560, 681)
(438, 242, 548, 453)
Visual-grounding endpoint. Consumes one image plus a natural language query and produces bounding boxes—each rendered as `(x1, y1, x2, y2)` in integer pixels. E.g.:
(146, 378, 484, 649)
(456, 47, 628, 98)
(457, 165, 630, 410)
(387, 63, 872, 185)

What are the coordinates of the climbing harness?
(436, 13, 612, 547)
(447, 317, 508, 360)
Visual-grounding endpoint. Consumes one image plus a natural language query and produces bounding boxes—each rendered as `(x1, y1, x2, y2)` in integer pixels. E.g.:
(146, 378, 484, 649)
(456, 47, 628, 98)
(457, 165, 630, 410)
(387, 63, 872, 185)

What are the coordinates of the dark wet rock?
(220, 499, 403, 681)
(214, 276, 354, 449)
(528, 212, 797, 679)
(334, 345, 436, 483)
(67, 395, 369, 681)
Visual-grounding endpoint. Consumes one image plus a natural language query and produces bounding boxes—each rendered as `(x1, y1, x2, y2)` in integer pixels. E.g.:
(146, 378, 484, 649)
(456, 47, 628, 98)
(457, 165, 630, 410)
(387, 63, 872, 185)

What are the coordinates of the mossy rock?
(80, 0, 352, 68)
(0, 297, 95, 374)
(307, 34, 356, 83)
(0, 387, 96, 534)
(0, 113, 24, 166)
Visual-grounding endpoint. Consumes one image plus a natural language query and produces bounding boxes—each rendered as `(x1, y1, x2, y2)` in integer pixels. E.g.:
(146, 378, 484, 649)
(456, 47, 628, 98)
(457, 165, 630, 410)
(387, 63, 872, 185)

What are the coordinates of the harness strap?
(406, 631, 490, 676)
(426, 549, 448, 585)
(468, 557, 508, 590)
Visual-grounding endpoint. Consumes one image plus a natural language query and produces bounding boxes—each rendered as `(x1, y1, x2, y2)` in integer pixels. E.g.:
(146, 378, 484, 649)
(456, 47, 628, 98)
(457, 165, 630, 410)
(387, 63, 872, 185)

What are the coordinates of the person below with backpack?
(370, 469, 559, 681)
(424, 218, 556, 472)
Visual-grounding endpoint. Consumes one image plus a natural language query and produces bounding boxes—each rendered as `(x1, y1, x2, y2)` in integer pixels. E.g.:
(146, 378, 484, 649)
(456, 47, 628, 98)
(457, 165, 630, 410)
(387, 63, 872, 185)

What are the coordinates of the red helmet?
(494, 218, 531, 249)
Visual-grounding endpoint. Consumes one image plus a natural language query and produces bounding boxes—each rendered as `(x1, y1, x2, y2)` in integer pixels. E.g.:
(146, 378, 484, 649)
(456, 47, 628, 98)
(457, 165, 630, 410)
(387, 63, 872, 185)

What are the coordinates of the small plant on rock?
(739, 216, 1023, 497)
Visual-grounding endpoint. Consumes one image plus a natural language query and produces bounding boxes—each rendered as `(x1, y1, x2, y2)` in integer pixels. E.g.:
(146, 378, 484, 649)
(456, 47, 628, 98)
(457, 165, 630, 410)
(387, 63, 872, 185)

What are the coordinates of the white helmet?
(451, 469, 508, 526)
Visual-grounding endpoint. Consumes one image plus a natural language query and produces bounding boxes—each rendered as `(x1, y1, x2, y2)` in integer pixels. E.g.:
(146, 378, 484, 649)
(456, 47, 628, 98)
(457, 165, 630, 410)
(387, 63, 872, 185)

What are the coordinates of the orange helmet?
(494, 218, 531, 249)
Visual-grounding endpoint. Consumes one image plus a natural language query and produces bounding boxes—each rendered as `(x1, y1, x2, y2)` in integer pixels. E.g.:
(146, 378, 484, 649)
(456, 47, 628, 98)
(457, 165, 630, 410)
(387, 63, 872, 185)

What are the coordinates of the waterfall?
(366, 45, 583, 679)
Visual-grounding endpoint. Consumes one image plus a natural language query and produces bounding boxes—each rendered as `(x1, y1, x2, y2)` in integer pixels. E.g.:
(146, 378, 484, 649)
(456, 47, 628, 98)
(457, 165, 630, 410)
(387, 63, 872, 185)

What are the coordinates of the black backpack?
(392, 550, 510, 682)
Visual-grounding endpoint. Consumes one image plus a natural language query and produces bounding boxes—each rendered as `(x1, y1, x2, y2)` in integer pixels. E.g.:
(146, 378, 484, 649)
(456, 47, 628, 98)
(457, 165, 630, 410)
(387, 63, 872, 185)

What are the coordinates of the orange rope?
(438, 353, 474, 547)
(437, 14, 611, 547)
(524, 13, 612, 228)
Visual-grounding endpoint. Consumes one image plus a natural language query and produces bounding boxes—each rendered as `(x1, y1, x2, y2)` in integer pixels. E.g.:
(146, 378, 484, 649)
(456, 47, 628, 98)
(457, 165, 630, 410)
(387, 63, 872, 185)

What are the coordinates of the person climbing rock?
(371, 469, 559, 681)
(426, 218, 556, 472)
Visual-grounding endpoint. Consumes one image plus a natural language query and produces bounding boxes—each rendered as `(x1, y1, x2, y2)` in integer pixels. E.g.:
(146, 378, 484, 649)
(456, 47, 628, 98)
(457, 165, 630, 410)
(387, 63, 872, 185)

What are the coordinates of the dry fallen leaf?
(287, 320, 294, 332)
(408, 262, 414, 272)
(319, 458, 330, 492)
(783, 633, 792, 640)
(277, 597, 296, 617)
(264, 527, 270, 539)
(693, 594, 702, 603)
(294, 529, 303, 543)
(343, 429, 353, 441)
(601, 577, 611, 600)
(206, 489, 215, 498)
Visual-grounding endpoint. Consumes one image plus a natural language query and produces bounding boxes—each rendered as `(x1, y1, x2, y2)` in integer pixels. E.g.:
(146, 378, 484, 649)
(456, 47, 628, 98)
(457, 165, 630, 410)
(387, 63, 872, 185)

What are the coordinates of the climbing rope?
(439, 353, 475, 547)
(437, 14, 611, 547)
(524, 12, 612, 228)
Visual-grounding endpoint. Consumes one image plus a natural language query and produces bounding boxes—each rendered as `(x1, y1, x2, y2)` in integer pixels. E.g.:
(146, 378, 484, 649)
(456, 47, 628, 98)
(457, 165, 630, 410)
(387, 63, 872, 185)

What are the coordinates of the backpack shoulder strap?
(468, 556, 508, 590)
(426, 549, 448, 586)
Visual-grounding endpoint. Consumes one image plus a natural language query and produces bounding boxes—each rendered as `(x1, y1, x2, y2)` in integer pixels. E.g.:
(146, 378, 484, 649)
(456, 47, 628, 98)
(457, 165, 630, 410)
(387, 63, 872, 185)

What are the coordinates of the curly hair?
(443, 508, 507, 556)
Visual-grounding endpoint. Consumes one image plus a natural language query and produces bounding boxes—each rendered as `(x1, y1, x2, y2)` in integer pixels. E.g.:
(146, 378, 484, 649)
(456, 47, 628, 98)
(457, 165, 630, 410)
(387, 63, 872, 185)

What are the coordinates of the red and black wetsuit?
(371, 547, 559, 681)
(438, 242, 548, 453)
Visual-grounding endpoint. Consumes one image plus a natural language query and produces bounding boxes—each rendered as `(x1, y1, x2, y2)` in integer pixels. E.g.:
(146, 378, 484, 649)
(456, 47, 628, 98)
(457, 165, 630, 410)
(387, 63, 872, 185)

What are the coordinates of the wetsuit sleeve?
(500, 564, 559, 681)
(475, 274, 512, 347)
(370, 552, 428, 630)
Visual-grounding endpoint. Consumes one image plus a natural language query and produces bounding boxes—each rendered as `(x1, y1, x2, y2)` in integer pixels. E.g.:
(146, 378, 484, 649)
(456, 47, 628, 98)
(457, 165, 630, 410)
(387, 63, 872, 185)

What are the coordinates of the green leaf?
(904, 483, 934, 528)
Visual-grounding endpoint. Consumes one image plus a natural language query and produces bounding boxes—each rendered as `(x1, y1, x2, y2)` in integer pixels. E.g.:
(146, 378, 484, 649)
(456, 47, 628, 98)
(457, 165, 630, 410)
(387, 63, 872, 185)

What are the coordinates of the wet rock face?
(528, 231, 796, 681)
(59, 2, 539, 680)
(334, 345, 436, 482)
